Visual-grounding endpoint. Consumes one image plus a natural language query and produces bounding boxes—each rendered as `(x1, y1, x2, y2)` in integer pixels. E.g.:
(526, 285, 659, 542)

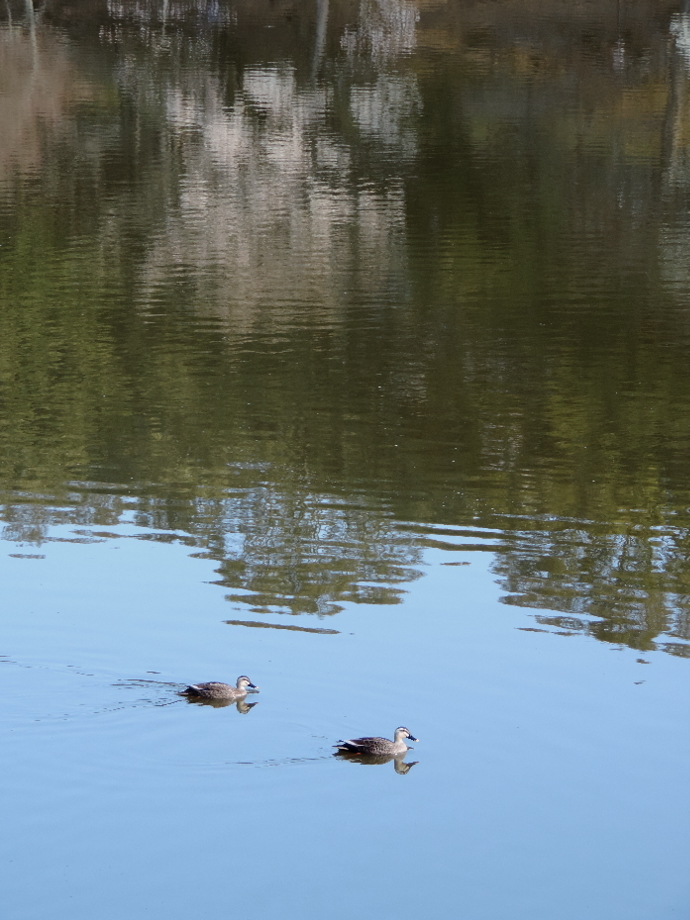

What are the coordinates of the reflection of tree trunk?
(24, 0, 37, 60)
(662, 16, 689, 208)
(312, 0, 329, 79)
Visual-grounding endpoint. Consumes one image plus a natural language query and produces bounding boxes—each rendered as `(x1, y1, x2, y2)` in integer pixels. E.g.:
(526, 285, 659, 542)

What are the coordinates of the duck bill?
(409, 735, 419, 742)
(248, 683, 259, 690)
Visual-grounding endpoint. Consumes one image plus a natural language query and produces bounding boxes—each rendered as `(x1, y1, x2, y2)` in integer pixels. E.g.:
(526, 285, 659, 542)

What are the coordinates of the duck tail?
(335, 741, 358, 752)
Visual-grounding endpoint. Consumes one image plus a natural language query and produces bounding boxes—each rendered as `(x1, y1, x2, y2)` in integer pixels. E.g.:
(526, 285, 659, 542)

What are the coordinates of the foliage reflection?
(0, 0, 689, 656)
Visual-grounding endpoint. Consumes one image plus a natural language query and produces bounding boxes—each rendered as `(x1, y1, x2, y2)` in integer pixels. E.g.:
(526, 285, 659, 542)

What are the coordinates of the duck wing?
(183, 681, 229, 695)
(334, 736, 384, 752)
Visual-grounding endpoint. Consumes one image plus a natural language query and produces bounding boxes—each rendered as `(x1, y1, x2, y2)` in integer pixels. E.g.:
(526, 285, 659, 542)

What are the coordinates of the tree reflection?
(0, 0, 689, 656)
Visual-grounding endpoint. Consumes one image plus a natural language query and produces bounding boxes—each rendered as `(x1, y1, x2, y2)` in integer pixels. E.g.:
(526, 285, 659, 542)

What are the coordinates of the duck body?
(334, 726, 418, 756)
(181, 675, 258, 701)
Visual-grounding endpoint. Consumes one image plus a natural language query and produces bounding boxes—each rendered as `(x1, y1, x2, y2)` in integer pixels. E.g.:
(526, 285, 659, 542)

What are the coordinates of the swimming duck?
(181, 675, 259, 701)
(334, 726, 418, 756)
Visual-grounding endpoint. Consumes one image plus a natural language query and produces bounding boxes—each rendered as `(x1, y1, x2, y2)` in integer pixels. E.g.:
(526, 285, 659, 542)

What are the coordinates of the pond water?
(1, 0, 689, 917)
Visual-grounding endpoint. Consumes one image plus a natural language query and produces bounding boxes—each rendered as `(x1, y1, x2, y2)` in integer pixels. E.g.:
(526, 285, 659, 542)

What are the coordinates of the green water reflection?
(1, 0, 690, 657)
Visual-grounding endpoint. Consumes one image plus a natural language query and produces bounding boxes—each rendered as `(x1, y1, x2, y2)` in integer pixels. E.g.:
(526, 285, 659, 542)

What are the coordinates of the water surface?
(0, 1, 689, 918)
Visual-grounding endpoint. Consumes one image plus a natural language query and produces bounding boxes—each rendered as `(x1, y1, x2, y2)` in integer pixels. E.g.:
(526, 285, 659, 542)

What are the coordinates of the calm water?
(1, 0, 689, 917)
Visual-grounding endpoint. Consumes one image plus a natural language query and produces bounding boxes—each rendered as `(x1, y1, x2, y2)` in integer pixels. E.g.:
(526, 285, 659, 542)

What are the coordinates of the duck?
(181, 675, 259, 701)
(334, 726, 418, 756)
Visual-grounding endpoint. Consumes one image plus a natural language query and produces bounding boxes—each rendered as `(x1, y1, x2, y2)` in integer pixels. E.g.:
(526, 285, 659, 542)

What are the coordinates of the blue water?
(2, 516, 688, 919)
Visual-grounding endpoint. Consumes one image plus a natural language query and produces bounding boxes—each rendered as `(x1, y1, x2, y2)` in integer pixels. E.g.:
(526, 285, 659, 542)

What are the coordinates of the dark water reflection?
(1, 0, 690, 656)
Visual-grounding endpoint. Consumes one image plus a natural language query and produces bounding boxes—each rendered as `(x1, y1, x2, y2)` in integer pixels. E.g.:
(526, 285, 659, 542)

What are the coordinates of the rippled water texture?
(0, 1, 689, 918)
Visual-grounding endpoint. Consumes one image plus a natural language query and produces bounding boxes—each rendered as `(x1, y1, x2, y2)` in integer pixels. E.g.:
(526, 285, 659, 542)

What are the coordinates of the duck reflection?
(183, 695, 258, 714)
(334, 751, 418, 774)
